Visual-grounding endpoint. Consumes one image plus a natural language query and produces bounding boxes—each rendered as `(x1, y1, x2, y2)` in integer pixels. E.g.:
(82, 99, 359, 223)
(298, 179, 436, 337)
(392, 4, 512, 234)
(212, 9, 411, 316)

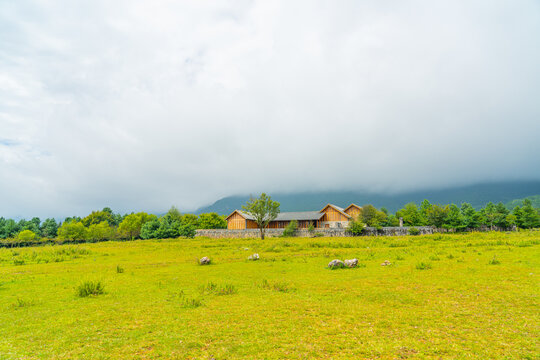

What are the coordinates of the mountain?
(506, 195, 540, 209)
(195, 181, 540, 215)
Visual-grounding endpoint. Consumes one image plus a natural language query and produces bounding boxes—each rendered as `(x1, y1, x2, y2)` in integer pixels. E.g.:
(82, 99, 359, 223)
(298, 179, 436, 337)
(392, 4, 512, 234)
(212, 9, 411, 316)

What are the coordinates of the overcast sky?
(1, 0, 540, 218)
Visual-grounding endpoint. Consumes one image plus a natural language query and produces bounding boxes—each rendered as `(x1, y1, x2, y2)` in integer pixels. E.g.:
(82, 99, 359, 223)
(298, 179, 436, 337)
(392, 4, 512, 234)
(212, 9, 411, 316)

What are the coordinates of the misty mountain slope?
(195, 181, 540, 215)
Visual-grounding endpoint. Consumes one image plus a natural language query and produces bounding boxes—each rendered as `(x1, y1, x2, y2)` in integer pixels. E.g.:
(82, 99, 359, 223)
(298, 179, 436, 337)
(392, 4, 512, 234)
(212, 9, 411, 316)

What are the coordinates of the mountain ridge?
(195, 181, 540, 215)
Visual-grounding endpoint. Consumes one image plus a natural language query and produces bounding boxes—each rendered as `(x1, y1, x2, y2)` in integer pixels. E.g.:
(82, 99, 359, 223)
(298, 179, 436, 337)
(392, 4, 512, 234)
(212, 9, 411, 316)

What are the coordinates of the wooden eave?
(225, 209, 247, 221)
(344, 204, 362, 212)
(320, 204, 351, 219)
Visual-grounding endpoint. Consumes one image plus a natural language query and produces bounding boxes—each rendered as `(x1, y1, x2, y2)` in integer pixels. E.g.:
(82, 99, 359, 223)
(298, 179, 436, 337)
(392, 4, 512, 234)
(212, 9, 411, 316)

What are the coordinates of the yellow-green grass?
(0, 232, 538, 359)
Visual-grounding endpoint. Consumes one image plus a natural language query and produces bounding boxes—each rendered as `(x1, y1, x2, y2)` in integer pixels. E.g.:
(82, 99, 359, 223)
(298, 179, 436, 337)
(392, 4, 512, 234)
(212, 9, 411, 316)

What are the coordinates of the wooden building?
(226, 204, 361, 230)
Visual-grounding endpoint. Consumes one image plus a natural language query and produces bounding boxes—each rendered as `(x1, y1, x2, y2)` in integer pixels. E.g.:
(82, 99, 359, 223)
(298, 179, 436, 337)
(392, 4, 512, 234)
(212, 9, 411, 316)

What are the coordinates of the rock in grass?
(199, 257, 211, 265)
(381, 260, 391, 266)
(344, 259, 358, 268)
(328, 259, 345, 269)
(248, 253, 259, 261)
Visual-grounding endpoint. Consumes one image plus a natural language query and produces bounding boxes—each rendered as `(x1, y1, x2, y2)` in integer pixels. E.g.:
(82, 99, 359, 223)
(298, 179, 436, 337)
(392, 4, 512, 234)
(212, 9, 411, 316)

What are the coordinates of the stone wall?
(196, 226, 435, 239)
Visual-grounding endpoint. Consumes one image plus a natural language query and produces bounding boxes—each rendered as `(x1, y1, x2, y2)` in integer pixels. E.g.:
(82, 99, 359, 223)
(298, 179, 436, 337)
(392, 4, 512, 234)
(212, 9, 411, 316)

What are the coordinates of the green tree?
(426, 204, 449, 228)
(17, 229, 38, 241)
(512, 206, 523, 228)
(360, 204, 387, 228)
(198, 213, 227, 229)
(40, 218, 59, 238)
(141, 219, 161, 239)
(518, 199, 540, 229)
(493, 202, 510, 228)
(181, 214, 199, 228)
(1, 219, 19, 238)
(87, 221, 115, 241)
(18, 218, 40, 234)
(57, 221, 87, 241)
(118, 213, 156, 240)
(482, 202, 500, 229)
(419, 199, 432, 225)
(177, 223, 196, 238)
(443, 204, 465, 230)
(82, 210, 114, 227)
(461, 203, 481, 229)
(242, 193, 280, 239)
(396, 203, 424, 226)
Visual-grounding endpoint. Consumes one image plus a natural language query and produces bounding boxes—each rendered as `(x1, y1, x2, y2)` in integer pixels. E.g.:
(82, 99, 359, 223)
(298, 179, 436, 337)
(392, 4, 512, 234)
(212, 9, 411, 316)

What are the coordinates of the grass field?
(0, 232, 538, 359)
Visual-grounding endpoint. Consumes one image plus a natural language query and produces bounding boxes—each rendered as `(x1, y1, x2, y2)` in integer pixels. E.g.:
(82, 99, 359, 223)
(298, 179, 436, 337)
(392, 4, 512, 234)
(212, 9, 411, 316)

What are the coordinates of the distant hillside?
(506, 195, 540, 209)
(195, 181, 540, 215)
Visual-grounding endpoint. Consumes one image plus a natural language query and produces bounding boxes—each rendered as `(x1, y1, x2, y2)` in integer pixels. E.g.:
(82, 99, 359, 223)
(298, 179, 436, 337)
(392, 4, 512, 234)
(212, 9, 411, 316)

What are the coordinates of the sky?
(1, 0, 540, 218)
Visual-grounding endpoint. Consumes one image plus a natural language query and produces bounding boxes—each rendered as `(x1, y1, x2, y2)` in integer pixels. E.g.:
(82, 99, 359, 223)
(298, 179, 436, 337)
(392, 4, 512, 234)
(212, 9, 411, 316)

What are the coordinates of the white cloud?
(0, 0, 539, 218)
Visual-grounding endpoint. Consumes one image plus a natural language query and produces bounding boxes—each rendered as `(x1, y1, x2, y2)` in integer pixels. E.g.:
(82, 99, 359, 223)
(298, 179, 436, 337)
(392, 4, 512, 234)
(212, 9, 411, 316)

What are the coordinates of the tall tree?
(396, 203, 423, 226)
(242, 193, 280, 239)
(518, 199, 540, 229)
(443, 204, 465, 230)
(40, 218, 59, 238)
(426, 204, 449, 228)
(360, 204, 387, 228)
(461, 203, 481, 229)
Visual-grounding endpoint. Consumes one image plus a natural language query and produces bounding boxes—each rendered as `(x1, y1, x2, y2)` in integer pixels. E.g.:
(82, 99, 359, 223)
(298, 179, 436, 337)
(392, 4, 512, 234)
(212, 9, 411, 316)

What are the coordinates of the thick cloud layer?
(1, 0, 539, 218)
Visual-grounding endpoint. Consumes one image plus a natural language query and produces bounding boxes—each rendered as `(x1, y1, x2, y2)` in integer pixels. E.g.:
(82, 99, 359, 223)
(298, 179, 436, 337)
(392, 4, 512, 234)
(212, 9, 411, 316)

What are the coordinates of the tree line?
(349, 199, 540, 231)
(0, 207, 226, 244)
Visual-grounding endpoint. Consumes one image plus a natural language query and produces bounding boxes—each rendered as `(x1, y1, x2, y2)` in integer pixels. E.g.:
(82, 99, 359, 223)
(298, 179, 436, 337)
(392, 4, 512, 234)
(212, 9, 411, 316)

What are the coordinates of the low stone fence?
(196, 226, 435, 239)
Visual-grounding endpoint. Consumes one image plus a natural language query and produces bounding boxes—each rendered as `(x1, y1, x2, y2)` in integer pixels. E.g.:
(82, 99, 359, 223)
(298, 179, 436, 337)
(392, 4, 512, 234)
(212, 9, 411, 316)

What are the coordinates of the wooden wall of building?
(320, 206, 349, 222)
(246, 220, 258, 229)
(227, 212, 246, 229)
(345, 206, 362, 219)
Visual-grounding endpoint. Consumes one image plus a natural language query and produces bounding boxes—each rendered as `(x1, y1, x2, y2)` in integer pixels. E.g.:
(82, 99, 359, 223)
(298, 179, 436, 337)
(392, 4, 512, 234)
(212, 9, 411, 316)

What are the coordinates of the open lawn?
(0, 231, 538, 359)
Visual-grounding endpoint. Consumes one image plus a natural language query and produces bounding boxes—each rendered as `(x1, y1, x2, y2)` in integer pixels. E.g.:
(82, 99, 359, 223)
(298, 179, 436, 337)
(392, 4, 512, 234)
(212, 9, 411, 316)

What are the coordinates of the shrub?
(283, 220, 298, 237)
(11, 298, 35, 308)
(13, 258, 25, 266)
(259, 279, 295, 293)
(307, 222, 315, 233)
(408, 227, 420, 236)
(429, 255, 440, 261)
(347, 219, 365, 236)
(116, 265, 124, 273)
(178, 224, 196, 239)
(216, 284, 237, 296)
(17, 230, 38, 241)
(488, 256, 501, 265)
(415, 262, 432, 270)
(180, 296, 203, 308)
(77, 280, 105, 297)
(200, 282, 237, 295)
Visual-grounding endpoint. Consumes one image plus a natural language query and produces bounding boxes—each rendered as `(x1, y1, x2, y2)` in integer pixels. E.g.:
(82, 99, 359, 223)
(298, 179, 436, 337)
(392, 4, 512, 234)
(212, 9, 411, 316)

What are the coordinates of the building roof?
(275, 211, 324, 221)
(227, 204, 354, 222)
(226, 210, 324, 222)
(344, 203, 362, 212)
(320, 203, 352, 218)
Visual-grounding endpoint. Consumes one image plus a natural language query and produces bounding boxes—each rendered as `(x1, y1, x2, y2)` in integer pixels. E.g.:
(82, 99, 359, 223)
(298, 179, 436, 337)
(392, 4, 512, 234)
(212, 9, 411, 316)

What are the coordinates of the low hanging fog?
(1, 1, 539, 218)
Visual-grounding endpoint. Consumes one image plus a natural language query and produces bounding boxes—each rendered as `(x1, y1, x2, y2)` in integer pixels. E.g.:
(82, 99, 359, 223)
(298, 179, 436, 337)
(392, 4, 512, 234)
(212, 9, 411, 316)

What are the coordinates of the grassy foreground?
(0, 232, 538, 359)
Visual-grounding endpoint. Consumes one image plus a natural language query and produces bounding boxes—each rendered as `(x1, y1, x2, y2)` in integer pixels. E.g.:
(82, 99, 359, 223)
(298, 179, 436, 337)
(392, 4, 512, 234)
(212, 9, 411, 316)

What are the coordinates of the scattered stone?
(344, 259, 358, 268)
(199, 257, 211, 265)
(328, 259, 345, 269)
(381, 260, 391, 266)
(248, 253, 259, 261)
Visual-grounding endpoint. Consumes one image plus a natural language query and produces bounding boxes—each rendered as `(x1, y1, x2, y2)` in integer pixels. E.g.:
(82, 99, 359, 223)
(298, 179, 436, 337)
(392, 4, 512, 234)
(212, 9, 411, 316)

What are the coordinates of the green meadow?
(0, 232, 538, 359)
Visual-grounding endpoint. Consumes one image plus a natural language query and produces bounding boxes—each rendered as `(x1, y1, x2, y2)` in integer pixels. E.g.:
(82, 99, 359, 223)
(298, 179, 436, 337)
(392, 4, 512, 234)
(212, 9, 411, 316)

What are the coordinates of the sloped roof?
(275, 211, 324, 221)
(320, 203, 351, 218)
(344, 204, 362, 212)
(225, 210, 255, 221)
(226, 210, 324, 222)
